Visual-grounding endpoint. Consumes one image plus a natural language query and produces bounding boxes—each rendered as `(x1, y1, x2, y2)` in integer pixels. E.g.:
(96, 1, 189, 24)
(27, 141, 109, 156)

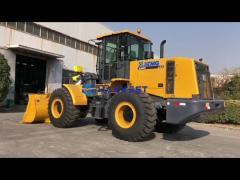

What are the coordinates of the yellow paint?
(129, 57, 200, 99)
(72, 74, 80, 82)
(96, 30, 151, 41)
(174, 58, 199, 98)
(51, 98, 64, 119)
(95, 79, 129, 93)
(73, 66, 84, 73)
(22, 94, 51, 124)
(111, 78, 129, 82)
(115, 101, 136, 129)
(130, 58, 166, 97)
(63, 84, 88, 105)
(22, 84, 87, 124)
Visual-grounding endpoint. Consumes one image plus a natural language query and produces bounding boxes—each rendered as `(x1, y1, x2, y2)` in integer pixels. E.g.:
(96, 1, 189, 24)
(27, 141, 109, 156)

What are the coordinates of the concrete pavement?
(0, 109, 240, 157)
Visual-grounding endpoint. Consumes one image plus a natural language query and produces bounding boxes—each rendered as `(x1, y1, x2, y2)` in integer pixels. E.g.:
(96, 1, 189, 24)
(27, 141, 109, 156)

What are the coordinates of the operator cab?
(95, 30, 153, 83)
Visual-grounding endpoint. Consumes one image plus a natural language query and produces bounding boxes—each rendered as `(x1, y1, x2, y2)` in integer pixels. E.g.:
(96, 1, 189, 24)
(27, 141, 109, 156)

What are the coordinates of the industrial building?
(0, 22, 112, 105)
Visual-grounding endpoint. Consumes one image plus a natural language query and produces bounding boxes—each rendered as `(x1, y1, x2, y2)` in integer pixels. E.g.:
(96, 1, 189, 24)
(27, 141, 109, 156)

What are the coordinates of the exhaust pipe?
(160, 40, 166, 58)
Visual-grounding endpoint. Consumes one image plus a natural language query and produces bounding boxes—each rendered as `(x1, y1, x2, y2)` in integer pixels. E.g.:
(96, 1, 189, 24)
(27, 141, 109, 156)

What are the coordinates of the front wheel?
(48, 88, 88, 128)
(108, 93, 157, 142)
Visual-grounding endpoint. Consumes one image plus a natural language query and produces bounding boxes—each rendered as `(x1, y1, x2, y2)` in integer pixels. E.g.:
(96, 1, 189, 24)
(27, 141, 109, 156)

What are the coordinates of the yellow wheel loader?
(22, 29, 224, 142)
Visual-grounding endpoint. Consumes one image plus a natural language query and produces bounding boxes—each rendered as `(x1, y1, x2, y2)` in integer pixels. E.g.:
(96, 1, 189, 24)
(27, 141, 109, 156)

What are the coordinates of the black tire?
(108, 92, 157, 142)
(155, 122, 185, 133)
(95, 118, 108, 124)
(48, 88, 88, 128)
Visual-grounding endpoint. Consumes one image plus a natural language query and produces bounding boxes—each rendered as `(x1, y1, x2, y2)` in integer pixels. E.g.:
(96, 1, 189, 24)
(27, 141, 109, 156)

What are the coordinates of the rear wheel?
(108, 93, 157, 142)
(48, 88, 88, 128)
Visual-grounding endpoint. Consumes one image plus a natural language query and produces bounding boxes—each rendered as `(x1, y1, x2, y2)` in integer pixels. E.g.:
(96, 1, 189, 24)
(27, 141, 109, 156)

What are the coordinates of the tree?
(0, 54, 12, 102)
(222, 75, 240, 100)
(212, 67, 240, 99)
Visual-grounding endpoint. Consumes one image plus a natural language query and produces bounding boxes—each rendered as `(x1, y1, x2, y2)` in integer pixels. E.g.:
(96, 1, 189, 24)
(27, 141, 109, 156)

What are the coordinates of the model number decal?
(138, 61, 160, 70)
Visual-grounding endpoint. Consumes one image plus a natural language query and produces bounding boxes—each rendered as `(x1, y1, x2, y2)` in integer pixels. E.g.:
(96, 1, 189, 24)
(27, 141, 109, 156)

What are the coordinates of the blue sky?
(104, 22, 240, 74)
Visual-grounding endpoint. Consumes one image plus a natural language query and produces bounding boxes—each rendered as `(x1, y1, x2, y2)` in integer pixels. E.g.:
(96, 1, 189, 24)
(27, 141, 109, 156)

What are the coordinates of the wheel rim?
(51, 98, 64, 119)
(115, 101, 136, 129)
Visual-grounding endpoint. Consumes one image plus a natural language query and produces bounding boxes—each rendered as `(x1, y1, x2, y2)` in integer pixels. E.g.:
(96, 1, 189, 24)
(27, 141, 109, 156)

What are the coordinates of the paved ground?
(0, 106, 240, 157)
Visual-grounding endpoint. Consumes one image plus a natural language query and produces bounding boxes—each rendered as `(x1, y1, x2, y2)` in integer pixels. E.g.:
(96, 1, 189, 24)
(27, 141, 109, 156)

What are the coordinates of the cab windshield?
(127, 35, 152, 60)
(96, 33, 153, 82)
(102, 33, 152, 64)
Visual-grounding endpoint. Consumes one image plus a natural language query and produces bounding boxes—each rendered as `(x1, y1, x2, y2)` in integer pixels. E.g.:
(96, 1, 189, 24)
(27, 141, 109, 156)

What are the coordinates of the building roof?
(96, 29, 151, 41)
(7, 45, 64, 59)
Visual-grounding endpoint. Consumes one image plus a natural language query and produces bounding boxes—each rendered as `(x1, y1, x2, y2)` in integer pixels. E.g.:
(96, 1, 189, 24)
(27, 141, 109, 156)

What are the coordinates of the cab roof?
(96, 29, 151, 42)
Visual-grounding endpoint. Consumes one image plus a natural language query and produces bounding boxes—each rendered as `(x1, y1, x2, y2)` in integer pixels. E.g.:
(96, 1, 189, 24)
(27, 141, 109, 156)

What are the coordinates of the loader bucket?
(22, 94, 51, 124)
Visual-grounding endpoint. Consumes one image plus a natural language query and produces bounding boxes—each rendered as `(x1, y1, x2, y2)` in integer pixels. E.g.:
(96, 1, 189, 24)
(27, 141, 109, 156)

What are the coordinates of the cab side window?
(105, 37, 117, 64)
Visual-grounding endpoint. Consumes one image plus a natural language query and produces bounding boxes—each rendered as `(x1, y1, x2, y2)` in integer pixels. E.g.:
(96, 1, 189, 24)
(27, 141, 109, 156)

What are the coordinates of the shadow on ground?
(72, 117, 110, 131)
(16, 113, 207, 143)
(71, 117, 96, 127)
(71, 117, 156, 141)
(72, 118, 208, 142)
(162, 125, 210, 141)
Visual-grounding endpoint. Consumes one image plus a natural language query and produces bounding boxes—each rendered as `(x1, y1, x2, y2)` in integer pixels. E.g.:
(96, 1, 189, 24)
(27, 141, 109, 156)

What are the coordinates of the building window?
(76, 41, 80, 49)
(53, 32, 60, 43)
(41, 27, 48, 39)
(60, 34, 65, 45)
(87, 45, 91, 53)
(0, 22, 6, 26)
(66, 37, 71, 46)
(88, 46, 93, 53)
(80, 42, 85, 51)
(26, 22, 34, 34)
(88, 45, 91, 53)
(33, 24, 40, 36)
(17, 22, 25, 31)
(93, 47, 98, 55)
(48, 30, 54, 41)
(82, 43, 86, 51)
(7, 22, 17, 29)
(70, 38, 76, 48)
(93, 46, 96, 55)
(84, 43, 88, 52)
(3, 22, 97, 55)
(26, 23, 40, 36)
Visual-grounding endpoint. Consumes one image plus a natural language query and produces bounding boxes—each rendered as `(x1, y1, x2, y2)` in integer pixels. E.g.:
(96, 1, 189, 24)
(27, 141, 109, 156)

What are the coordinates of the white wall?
(0, 23, 113, 104)
(0, 23, 113, 72)
(36, 22, 112, 43)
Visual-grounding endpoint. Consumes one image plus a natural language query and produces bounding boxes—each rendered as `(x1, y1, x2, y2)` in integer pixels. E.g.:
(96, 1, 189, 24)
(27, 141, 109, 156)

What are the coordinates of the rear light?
(204, 103, 211, 111)
(167, 101, 186, 107)
(173, 102, 186, 107)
